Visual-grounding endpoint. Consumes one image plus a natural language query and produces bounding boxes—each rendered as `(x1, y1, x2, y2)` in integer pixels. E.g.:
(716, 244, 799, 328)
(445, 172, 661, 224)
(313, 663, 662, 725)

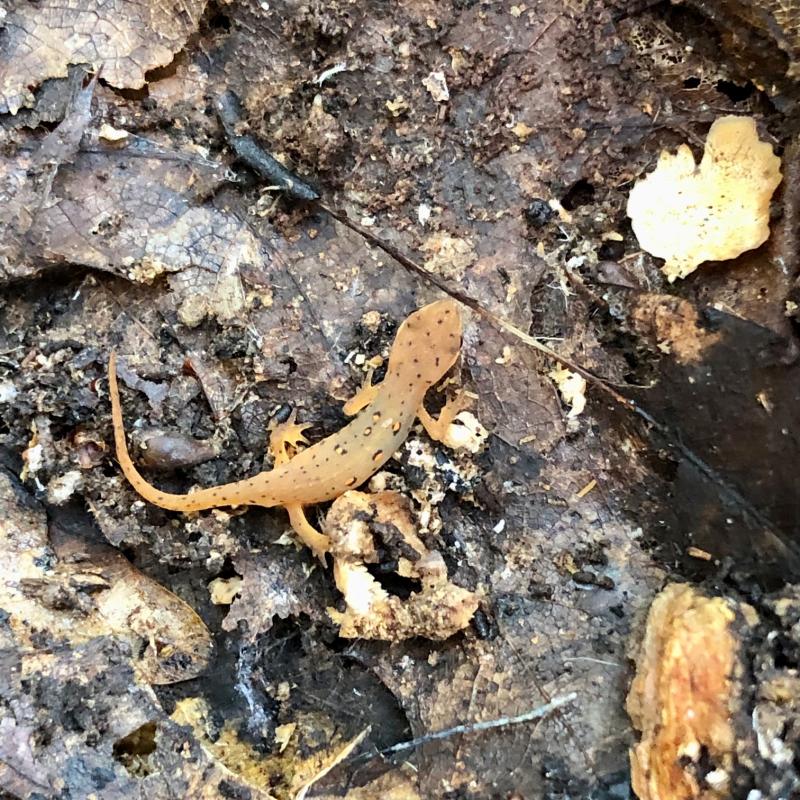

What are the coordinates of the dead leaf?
(31, 70, 97, 201)
(222, 547, 330, 639)
(171, 696, 367, 800)
(2, 144, 264, 322)
(0, 0, 207, 114)
(83, 543, 214, 685)
(311, 769, 421, 800)
(0, 470, 212, 685)
(293, 728, 369, 800)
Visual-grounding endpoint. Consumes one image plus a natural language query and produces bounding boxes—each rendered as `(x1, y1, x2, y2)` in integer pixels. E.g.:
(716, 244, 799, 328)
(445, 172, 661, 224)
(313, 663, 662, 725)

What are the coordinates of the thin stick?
(346, 691, 577, 766)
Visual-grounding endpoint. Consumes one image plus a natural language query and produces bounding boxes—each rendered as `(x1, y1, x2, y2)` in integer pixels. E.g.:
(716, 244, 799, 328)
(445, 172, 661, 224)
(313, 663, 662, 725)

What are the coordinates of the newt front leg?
(416, 391, 472, 443)
(342, 369, 379, 416)
(268, 412, 330, 564)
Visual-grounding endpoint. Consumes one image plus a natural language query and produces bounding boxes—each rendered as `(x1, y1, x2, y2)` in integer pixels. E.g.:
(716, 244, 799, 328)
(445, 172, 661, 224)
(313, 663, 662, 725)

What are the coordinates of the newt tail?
(109, 352, 266, 511)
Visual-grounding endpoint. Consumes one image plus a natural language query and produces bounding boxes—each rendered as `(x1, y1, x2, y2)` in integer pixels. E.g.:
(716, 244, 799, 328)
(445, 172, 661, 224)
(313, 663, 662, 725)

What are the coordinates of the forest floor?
(1, 1, 799, 798)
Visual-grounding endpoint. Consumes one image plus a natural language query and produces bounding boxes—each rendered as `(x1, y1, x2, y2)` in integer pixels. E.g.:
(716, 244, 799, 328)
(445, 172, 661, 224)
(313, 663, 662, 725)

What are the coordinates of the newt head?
(388, 298, 462, 386)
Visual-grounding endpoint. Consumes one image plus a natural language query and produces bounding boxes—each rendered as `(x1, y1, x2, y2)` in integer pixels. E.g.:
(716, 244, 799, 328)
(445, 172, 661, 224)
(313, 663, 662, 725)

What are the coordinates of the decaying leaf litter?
(1, 0, 799, 797)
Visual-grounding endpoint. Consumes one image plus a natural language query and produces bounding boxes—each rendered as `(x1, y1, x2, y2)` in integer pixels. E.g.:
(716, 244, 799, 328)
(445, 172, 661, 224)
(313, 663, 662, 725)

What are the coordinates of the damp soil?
(1, 0, 799, 797)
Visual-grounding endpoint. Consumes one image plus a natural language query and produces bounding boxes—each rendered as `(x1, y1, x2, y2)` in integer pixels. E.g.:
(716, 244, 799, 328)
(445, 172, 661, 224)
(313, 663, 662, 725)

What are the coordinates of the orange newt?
(109, 299, 468, 562)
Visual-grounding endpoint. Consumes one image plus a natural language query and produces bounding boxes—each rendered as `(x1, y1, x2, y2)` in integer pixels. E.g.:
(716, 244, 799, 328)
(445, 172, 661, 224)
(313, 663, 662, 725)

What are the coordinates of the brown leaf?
(222, 546, 331, 638)
(0, 469, 212, 685)
(0, 0, 207, 114)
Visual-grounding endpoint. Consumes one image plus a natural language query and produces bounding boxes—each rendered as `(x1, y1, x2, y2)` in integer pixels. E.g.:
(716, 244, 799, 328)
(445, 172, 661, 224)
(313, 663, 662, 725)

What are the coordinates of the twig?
(215, 90, 319, 202)
(345, 692, 577, 766)
(82, 132, 227, 171)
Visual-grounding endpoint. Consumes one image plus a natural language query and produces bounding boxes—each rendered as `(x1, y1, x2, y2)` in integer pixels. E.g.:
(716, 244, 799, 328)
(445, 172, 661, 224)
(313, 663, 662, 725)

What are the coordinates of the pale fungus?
(627, 116, 782, 281)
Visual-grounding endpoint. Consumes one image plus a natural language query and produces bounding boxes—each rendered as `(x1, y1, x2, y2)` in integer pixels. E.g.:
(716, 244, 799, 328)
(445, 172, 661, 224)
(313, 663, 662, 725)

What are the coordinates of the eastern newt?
(109, 299, 468, 561)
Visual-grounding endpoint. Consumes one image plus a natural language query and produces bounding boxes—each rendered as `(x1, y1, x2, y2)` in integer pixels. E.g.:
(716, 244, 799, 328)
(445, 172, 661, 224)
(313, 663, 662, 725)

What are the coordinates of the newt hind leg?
(268, 411, 329, 564)
(417, 391, 472, 443)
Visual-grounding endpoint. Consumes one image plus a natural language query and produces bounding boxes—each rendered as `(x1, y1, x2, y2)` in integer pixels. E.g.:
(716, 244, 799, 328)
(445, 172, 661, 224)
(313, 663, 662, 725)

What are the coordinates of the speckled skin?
(109, 299, 462, 512)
